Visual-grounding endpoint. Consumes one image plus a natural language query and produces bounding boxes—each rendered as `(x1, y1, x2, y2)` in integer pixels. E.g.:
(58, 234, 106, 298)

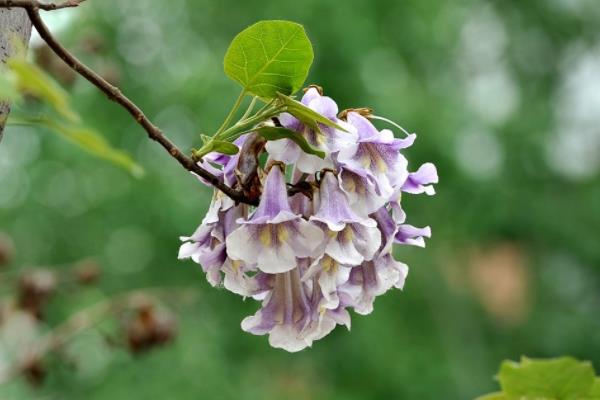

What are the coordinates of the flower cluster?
(179, 88, 438, 352)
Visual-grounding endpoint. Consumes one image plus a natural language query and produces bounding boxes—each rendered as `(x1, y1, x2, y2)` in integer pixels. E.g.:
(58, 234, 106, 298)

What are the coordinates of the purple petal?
(311, 172, 368, 231)
(244, 167, 296, 224)
(346, 112, 380, 141)
(301, 87, 321, 105)
(394, 224, 432, 248)
(307, 96, 338, 121)
(402, 163, 438, 195)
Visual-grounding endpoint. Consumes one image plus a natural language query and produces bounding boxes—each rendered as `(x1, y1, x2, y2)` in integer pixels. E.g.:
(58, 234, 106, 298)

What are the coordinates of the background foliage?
(1, 0, 600, 398)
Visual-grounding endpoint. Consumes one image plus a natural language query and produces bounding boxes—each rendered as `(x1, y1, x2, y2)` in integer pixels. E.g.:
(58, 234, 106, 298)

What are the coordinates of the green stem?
(256, 98, 275, 115)
(194, 101, 286, 159)
(215, 89, 246, 135)
(219, 105, 285, 142)
(239, 96, 258, 122)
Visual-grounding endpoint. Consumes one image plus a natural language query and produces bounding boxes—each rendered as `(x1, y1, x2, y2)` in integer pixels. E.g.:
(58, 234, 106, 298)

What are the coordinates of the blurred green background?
(1, 0, 600, 398)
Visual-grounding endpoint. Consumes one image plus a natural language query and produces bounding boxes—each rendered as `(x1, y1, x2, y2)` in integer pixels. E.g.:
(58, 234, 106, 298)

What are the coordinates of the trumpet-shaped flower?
(310, 172, 381, 265)
(226, 167, 324, 274)
(337, 112, 414, 200)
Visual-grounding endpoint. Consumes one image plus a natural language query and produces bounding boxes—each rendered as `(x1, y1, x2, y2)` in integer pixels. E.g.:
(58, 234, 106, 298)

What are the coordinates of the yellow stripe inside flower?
(342, 226, 354, 242)
(322, 255, 337, 273)
(259, 227, 272, 246)
(361, 144, 388, 173)
(259, 225, 289, 246)
(231, 259, 243, 272)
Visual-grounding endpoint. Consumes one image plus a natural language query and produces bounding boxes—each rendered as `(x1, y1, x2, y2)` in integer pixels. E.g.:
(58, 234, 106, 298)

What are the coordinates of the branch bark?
(0, 7, 32, 142)
(0, 0, 257, 206)
(0, 0, 85, 11)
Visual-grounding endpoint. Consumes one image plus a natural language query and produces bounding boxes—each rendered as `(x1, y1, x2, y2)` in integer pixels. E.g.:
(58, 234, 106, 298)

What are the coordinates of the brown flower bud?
(72, 259, 101, 285)
(19, 355, 46, 387)
(18, 269, 57, 319)
(338, 107, 373, 120)
(124, 302, 176, 354)
(0, 232, 15, 267)
(235, 132, 266, 203)
(303, 84, 324, 95)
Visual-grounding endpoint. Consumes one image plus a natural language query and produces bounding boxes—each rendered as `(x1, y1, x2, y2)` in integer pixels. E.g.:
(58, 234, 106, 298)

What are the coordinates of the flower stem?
(239, 96, 258, 122)
(215, 89, 246, 135)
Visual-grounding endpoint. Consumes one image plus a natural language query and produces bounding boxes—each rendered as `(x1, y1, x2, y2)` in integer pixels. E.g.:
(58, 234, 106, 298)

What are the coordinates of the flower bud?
(19, 355, 46, 387)
(18, 269, 57, 319)
(72, 259, 101, 285)
(0, 233, 15, 267)
(124, 302, 176, 354)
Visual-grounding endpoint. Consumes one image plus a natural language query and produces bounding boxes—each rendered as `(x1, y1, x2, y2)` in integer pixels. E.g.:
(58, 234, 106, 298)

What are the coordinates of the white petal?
(268, 325, 311, 352)
(178, 242, 199, 260)
(256, 242, 297, 273)
(304, 313, 337, 342)
(225, 226, 259, 264)
(241, 313, 270, 335)
(290, 220, 325, 258)
(319, 270, 340, 308)
(336, 142, 359, 164)
(265, 139, 301, 164)
(295, 152, 332, 174)
(353, 225, 382, 261)
(325, 231, 364, 265)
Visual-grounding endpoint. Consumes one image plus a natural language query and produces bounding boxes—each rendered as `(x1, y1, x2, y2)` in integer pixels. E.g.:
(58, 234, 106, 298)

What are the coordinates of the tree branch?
(0, 0, 85, 11)
(0, 0, 257, 205)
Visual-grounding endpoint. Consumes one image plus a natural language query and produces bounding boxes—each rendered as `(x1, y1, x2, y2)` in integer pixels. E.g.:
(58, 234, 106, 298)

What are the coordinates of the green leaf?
(7, 57, 79, 123)
(193, 140, 240, 159)
(9, 116, 144, 177)
(0, 70, 21, 103)
(590, 378, 600, 396)
(276, 92, 348, 132)
(499, 357, 596, 399)
(255, 126, 325, 158)
(211, 141, 240, 155)
(583, 378, 600, 399)
(224, 20, 313, 98)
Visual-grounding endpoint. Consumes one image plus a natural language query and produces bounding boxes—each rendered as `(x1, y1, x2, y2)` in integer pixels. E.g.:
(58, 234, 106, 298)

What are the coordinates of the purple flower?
(241, 261, 348, 352)
(395, 224, 432, 248)
(241, 267, 314, 352)
(337, 112, 415, 200)
(402, 163, 438, 195)
(266, 88, 356, 174)
(338, 163, 388, 217)
(226, 167, 324, 273)
(310, 172, 381, 265)
(371, 206, 398, 256)
(223, 264, 271, 298)
(341, 253, 408, 315)
(372, 201, 432, 250)
(303, 254, 351, 309)
(195, 134, 249, 188)
(178, 193, 244, 287)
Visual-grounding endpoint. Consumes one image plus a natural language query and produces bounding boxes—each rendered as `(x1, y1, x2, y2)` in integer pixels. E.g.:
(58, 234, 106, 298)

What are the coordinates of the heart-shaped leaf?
(499, 357, 596, 399)
(224, 20, 313, 98)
